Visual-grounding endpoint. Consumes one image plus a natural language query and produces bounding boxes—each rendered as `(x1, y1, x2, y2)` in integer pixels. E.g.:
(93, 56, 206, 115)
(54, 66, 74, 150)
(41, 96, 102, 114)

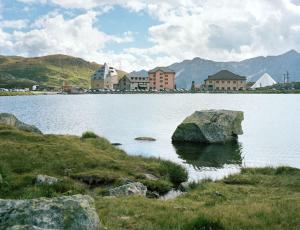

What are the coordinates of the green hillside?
(0, 54, 126, 89)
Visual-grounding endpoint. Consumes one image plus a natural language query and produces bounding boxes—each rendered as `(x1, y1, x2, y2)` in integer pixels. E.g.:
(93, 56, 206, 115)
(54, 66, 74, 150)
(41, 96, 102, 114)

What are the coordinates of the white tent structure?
(251, 73, 277, 89)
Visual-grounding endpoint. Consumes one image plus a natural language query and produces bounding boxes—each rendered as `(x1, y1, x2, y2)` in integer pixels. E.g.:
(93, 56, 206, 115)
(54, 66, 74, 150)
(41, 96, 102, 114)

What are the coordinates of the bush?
(141, 179, 172, 195)
(185, 216, 224, 230)
(81, 131, 98, 139)
(159, 160, 188, 186)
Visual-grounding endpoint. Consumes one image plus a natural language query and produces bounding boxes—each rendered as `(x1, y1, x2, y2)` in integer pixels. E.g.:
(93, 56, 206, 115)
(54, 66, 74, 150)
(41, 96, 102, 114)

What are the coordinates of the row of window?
(209, 80, 244, 84)
(215, 87, 244, 90)
(130, 77, 147, 81)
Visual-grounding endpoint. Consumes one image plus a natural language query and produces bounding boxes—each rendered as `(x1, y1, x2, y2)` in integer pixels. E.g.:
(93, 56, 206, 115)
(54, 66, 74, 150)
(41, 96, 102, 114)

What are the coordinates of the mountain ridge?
(133, 50, 300, 88)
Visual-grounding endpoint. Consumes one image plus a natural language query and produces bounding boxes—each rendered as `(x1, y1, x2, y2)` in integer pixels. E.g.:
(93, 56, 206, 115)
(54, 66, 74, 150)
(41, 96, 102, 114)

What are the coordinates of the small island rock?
(0, 113, 42, 134)
(172, 110, 244, 144)
(135, 137, 156, 141)
(0, 195, 101, 230)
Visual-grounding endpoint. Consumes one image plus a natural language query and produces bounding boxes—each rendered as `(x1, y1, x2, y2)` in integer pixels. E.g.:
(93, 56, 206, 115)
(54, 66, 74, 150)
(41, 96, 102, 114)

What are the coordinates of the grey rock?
(179, 182, 191, 192)
(36, 175, 59, 185)
(0, 113, 42, 134)
(144, 173, 159, 181)
(0, 195, 101, 230)
(109, 182, 147, 197)
(172, 110, 244, 143)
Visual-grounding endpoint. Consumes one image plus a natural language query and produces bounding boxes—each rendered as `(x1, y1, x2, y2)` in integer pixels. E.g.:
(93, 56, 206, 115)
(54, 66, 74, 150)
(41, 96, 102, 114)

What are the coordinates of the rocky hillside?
(0, 54, 126, 89)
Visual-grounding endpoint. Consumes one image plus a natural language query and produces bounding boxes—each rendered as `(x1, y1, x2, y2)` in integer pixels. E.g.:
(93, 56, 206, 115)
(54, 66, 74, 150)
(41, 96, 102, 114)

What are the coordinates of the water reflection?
(173, 142, 243, 169)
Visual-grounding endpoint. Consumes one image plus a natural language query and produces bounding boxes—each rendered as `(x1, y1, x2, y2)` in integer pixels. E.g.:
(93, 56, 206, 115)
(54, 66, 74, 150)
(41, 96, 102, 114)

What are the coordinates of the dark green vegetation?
(0, 125, 299, 229)
(0, 54, 126, 89)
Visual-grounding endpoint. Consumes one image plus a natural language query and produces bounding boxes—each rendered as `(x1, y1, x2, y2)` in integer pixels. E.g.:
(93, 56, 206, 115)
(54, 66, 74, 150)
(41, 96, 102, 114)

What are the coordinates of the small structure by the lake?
(148, 67, 176, 91)
(204, 70, 247, 91)
(118, 75, 150, 91)
(251, 73, 277, 89)
(91, 63, 118, 90)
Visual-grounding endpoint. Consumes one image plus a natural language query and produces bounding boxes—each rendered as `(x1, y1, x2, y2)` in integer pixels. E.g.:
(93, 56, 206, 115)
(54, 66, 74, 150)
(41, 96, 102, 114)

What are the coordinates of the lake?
(1, 94, 299, 181)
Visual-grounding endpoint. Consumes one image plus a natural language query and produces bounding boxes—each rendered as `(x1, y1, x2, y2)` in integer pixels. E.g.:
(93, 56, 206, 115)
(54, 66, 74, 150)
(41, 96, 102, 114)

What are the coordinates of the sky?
(1, 0, 300, 71)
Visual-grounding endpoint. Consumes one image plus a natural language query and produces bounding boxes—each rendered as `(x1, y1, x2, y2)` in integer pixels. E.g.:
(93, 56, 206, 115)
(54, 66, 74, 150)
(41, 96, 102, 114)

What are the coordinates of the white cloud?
(8, 0, 300, 71)
(2, 11, 133, 62)
(1, 20, 28, 29)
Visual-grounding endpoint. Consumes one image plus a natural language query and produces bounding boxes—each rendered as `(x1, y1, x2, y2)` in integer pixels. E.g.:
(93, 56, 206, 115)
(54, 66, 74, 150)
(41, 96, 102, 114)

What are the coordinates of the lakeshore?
(0, 124, 299, 229)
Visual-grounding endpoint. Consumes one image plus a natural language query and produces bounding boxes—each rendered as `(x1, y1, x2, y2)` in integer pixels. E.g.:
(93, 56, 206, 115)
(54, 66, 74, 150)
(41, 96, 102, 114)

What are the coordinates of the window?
(209, 81, 212, 83)
(222, 87, 225, 90)
(160, 80, 163, 83)
(227, 87, 231, 90)
(233, 87, 236, 90)
(222, 81, 225, 83)
(233, 81, 236, 84)
(227, 81, 230, 83)
(216, 81, 219, 83)
(165, 75, 168, 77)
(216, 87, 219, 90)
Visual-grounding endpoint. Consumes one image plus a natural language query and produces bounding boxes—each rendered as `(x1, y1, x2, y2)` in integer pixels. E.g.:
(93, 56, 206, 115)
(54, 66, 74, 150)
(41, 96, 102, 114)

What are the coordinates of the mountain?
(0, 54, 126, 88)
(135, 50, 300, 89)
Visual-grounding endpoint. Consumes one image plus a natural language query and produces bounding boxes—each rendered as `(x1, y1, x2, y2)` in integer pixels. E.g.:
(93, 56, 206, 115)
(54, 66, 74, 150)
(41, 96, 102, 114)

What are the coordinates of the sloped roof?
(206, 70, 246, 80)
(148, 67, 175, 73)
(251, 73, 277, 89)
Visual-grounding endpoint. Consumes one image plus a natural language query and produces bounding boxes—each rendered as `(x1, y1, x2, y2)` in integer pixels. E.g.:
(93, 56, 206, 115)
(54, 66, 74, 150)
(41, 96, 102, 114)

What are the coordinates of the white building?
(251, 73, 277, 89)
(91, 63, 118, 90)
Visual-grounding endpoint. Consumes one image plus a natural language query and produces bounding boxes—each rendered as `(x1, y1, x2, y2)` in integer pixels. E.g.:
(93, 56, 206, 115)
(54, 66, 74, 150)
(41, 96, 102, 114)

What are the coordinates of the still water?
(1, 94, 299, 180)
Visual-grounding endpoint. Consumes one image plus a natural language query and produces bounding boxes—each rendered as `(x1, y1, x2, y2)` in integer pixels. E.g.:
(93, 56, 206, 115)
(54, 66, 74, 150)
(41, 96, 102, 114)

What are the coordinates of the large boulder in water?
(0, 113, 42, 134)
(0, 195, 101, 230)
(172, 110, 244, 144)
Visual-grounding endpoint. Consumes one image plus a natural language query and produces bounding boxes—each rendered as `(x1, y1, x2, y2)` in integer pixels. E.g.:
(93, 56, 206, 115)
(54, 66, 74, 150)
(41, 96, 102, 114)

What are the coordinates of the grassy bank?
(0, 125, 299, 229)
(0, 91, 33, 96)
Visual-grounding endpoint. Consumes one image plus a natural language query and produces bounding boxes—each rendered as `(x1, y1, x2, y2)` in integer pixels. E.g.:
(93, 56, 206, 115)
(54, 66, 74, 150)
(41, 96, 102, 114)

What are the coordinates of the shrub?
(141, 179, 172, 195)
(185, 216, 224, 230)
(159, 160, 188, 186)
(81, 131, 98, 139)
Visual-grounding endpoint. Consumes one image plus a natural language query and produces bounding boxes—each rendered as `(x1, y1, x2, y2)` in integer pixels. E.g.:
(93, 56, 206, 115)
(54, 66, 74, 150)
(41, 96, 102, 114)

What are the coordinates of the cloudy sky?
(1, 0, 300, 71)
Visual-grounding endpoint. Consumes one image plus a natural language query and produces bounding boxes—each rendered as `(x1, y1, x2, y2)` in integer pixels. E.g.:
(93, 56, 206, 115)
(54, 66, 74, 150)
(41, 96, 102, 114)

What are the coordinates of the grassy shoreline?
(0, 125, 299, 229)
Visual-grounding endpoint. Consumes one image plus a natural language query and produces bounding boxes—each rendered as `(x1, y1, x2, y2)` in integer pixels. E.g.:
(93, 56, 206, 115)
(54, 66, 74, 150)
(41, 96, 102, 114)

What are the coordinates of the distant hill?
(134, 50, 300, 89)
(0, 54, 126, 88)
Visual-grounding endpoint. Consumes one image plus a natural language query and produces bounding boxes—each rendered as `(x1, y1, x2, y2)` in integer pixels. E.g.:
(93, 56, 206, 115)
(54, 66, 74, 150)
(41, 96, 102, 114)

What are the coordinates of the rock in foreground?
(109, 182, 147, 197)
(172, 110, 244, 143)
(0, 113, 42, 134)
(0, 195, 101, 230)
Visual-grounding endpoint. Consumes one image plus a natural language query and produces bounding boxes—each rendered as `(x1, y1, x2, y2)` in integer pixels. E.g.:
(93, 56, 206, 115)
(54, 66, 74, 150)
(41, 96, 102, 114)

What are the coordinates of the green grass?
(0, 125, 299, 229)
(0, 125, 186, 199)
(0, 54, 127, 88)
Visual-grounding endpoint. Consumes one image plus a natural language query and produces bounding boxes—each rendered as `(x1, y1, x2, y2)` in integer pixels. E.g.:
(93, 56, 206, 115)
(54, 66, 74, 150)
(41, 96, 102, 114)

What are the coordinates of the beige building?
(204, 70, 247, 91)
(118, 75, 149, 91)
(148, 67, 176, 91)
(91, 63, 118, 90)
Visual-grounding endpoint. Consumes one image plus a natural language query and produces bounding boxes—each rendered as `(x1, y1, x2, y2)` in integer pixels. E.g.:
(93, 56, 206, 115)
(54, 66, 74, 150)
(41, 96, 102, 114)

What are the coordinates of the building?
(118, 75, 150, 91)
(251, 73, 277, 89)
(204, 70, 247, 91)
(91, 63, 118, 90)
(148, 67, 176, 91)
